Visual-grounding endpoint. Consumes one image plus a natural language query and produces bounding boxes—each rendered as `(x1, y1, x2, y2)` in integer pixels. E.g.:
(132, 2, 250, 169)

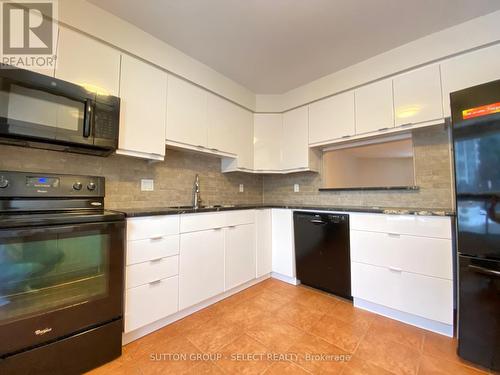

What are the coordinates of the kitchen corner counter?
(113, 204, 455, 218)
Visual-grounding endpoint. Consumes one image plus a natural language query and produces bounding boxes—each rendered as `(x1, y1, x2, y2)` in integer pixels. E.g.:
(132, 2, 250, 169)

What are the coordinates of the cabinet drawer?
(180, 212, 226, 233)
(350, 230, 452, 279)
(352, 262, 453, 324)
(349, 213, 451, 239)
(127, 215, 179, 241)
(127, 235, 179, 265)
(225, 210, 255, 226)
(125, 276, 179, 333)
(126, 256, 179, 289)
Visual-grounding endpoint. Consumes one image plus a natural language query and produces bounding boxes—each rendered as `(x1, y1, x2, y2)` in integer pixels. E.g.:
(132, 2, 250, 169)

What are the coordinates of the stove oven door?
(0, 220, 125, 357)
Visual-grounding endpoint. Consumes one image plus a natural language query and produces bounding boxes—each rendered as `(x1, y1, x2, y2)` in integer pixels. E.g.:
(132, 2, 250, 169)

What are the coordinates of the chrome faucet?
(192, 174, 202, 209)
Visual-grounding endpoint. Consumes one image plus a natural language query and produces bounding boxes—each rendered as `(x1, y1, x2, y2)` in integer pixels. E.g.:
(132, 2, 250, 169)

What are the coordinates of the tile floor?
(87, 278, 496, 375)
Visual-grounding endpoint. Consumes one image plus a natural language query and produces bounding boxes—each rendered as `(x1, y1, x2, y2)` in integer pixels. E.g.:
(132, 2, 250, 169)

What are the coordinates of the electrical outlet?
(141, 179, 154, 191)
(239, 184, 244, 193)
(294, 183, 300, 193)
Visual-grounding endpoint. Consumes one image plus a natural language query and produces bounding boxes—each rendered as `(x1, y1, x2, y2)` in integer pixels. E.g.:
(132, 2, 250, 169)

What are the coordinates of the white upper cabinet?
(166, 74, 208, 147)
(441, 44, 500, 118)
(355, 79, 394, 135)
(282, 106, 311, 170)
(55, 26, 120, 96)
(253, 114, 283, 171)
(393, 64, 443, 126)
(309, 91, 355, 145)
(209, 93, 254, 171)
(207, 93, 239, 155)
(117, 55, 168, 160)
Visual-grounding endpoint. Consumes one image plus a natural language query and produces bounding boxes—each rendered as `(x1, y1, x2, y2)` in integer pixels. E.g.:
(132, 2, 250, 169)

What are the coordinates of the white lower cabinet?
(256, 209, 272, 277)
(179, 228, 225, 310)
(271, 209, 295, 280)
(349, 213, 453, 334)
(225, 224, 256, 290)
(351, 262, 453, 325)
(125, 276, 178, 333)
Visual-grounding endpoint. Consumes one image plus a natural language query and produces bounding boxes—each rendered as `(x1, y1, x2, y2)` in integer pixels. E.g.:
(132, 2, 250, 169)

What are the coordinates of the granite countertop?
(113, 204, 455, 218)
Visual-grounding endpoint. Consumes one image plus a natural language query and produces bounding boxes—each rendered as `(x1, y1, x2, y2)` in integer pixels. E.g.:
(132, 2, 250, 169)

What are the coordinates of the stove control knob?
(73, 182, 83, 191)
(0, 177, 9, 189)
(87, 182, 96, 191)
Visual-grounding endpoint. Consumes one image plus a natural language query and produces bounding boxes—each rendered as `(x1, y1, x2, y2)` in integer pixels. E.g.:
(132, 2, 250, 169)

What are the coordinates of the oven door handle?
(83, 99, 95, 138)
(469, 265, 500, 278)
(0, 221, 123, 239)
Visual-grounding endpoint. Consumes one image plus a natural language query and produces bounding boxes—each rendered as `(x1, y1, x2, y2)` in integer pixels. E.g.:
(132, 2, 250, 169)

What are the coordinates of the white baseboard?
(354, 298, 454, 337)
(122, 274, 271, 345)
(271, 272, 299, 285)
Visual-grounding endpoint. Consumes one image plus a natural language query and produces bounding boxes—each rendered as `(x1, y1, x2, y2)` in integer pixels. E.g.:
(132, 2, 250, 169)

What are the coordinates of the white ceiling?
(87, 0, 500, 94)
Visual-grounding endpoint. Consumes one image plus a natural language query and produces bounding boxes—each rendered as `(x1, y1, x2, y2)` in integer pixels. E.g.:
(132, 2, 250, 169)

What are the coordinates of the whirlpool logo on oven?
(35, 327, 52, 336)
(1, 0, 58, 70)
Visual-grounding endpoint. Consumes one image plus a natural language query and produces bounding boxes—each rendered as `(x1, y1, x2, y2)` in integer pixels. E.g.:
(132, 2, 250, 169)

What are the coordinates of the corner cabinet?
(253, 111, 320, 173)
(253, 114, 283, 171)
(117, 55, 168, 161)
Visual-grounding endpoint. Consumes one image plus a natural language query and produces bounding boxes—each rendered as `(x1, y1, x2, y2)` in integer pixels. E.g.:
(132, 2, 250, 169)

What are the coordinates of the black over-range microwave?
(0, 66, 120, 156)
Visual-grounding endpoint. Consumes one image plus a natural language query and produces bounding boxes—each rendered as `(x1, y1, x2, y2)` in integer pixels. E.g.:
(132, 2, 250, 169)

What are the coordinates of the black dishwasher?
(293, 211, 351, 299)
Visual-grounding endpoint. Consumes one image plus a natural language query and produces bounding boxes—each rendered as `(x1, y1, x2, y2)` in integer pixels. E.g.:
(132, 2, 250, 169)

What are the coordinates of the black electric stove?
(0, 171, 125, 374)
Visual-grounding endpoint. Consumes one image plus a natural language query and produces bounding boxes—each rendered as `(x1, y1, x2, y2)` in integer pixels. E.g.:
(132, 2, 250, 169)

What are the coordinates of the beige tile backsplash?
(0, 146, 263, 209)
(0, 124, 454, 211)
(262, 124, 454, 210)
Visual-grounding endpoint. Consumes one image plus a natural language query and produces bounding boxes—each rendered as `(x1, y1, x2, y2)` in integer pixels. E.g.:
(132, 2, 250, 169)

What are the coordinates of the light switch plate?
(141, 179, 154, 191)
(239, 184, 244, 193)
(294, 184, 300, 193)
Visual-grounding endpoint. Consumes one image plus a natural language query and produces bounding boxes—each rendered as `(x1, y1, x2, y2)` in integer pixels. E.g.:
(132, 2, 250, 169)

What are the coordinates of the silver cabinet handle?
(341, 135, 351, 139)
(150, 258, 163, 263)
(388, 266, 403, 273)
(150, 236, 163, 241)
(399, 122, 413, 127)
(387, 233, 401, 238)
(378, 127, 389, 131)
(149, 279, 162, 286)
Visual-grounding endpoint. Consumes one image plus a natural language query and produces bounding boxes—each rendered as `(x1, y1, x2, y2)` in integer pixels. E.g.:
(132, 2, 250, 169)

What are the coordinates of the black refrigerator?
(451, 79, 500, 371)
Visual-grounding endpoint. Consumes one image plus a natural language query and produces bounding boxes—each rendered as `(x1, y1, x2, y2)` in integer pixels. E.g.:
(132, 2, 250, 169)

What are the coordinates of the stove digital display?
(27, 176, 60, 188)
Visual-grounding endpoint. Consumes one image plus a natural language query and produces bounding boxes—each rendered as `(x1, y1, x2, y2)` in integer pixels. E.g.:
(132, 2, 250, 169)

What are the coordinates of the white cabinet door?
(55, 26, 120, 96)
(355, 79, 394, 134)
(179, 229, 225, 310)
(256, 209, 272, 277)
(271, 209, 295, 279)
(309, 91, 355, 144)
(166, 74, 208, 147)
(282, 106, 309, 170)
(118, 55, 167, 160)
(225, 224, 256, 290)
(253, 114, 283, 171)
(441, 44, 500, 117)
(125, 276, 178, 332)
(207, 93, 239, 154)
(393, 64, 443, 126)
(234, 108, 254, 170)
(208, 93, 253, 169)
